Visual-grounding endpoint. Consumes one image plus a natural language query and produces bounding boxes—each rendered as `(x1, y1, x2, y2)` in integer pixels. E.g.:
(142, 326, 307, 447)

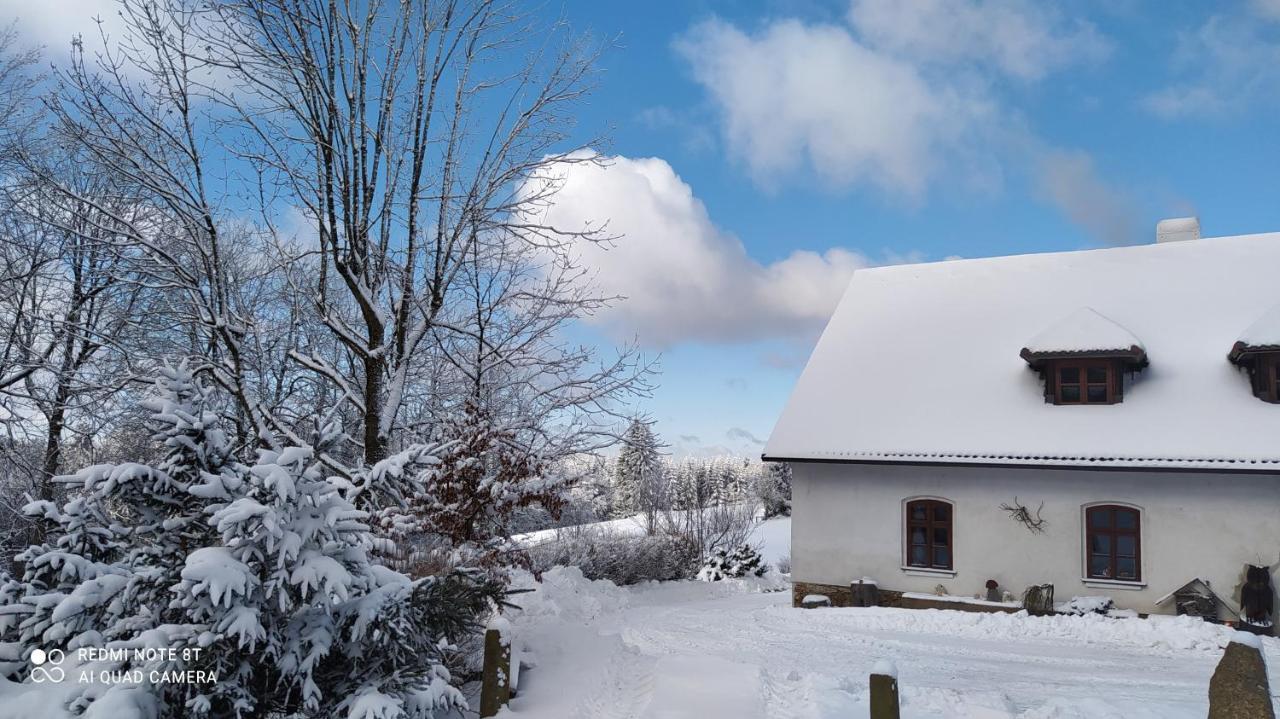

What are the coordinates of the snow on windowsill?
(901, 566, 957, 578)
(1081, 578, 1146, 591)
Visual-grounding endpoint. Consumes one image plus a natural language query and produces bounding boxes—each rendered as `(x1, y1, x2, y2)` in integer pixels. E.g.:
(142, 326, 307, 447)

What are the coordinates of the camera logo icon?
(30, 648, 65, 683)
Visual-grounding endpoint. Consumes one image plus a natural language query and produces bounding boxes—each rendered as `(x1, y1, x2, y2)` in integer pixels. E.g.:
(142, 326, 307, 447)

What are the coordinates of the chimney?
(1156, 217, 1200, 243)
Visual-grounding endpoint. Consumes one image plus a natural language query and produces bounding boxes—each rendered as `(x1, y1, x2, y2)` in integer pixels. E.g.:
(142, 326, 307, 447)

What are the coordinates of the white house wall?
(791, 461, 1280, 616)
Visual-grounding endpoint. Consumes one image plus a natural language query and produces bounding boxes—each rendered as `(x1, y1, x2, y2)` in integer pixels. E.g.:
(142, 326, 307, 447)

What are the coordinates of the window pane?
(932, 527, 949, 547)
(1117, 535, 1136, 557)
(1089, 555, 1111, 578)
(1060, 385, 1081, 402)
(1115, 509, 1138, 530)
(911, 528, 926, 544)
(1059, 367, 1080, 384)
(1117, 558, 1137, 579)
(1090, 534, 1111, 554)
(910, 504, 927, 521)
(1088, 509, 1112, 529)
(934, 547, 950, 568)
(931, 504, 949, 522)
(1087, 385, 1107, 402)
(1087, 366, 1107, 383)
(910, 546, 927, 565)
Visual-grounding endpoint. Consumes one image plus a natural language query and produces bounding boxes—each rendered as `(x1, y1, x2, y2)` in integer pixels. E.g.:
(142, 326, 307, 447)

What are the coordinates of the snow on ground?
(501, 565, 1276, 719)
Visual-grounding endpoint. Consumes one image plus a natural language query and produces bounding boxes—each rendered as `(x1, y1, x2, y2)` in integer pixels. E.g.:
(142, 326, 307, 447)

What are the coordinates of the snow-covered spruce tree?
(760, 462, 792, 518)
(614, 419, 665, 533)
(0, 366, 503, 718)
(1, 365, 238, 650)
(697, 545, 767, 582)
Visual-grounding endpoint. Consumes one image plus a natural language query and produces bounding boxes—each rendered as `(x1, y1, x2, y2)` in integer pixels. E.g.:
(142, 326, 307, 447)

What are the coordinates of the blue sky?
(9, 0, 1280, 456)
(531, 0, 1280, 456)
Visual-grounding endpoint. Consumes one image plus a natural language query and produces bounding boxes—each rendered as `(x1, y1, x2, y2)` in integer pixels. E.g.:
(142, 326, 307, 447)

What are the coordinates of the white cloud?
(674, 17, 993, 197)
(847, 0, 1108, 81)
(675, 2, 1137, 245)
(528, 153, 872, 347)
(1252, 0, 1280, 20)
(1034, 149, 1140, 246)
(1142, 12, 1280, 119)
(0, 0, 126, 55)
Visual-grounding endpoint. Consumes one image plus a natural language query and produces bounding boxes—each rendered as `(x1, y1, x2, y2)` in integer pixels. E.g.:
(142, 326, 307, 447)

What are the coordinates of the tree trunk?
(363, 355, 386, 464)
(39, 400, 67, 502)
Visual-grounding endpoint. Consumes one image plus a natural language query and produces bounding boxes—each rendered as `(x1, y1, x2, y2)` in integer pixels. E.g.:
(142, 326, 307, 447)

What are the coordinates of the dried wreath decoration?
(999, 496, 1047, 534)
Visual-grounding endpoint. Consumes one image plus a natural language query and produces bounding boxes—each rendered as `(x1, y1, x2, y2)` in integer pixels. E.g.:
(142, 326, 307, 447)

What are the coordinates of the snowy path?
(504, 570, 1272, 719)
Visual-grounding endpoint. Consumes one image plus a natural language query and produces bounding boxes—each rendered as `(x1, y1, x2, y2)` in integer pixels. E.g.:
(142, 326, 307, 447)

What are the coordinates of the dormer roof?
(1020, 307, 1147, 368)
(1229, 303, 1280, 362)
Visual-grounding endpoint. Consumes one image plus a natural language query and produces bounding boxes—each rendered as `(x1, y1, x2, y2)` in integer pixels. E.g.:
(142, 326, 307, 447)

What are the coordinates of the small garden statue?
(1240, 564, 1274, 636)
(985, 579, 1001, 602)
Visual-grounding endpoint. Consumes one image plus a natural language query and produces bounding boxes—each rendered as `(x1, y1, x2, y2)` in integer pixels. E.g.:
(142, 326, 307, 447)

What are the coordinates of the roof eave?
(761, 454, 1280, 475)
(1228, 340, 1280, 364)
(1018, 345, 1148, 370)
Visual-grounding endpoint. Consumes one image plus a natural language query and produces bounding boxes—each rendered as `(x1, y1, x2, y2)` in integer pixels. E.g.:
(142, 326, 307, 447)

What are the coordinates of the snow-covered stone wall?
(791, 461, 1280, 616)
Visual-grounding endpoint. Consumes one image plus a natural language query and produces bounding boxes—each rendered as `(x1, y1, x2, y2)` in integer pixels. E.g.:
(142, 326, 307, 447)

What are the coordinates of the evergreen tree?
(0, 366, 503, 718)
(614, 419, 666, 533)
(761, 462, 793, 518)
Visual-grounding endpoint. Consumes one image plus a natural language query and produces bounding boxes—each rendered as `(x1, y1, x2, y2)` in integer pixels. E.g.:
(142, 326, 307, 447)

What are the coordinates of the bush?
(697, 544, 767, 581)
(776, 554, 791, 575)
(527, 531, 701, 585)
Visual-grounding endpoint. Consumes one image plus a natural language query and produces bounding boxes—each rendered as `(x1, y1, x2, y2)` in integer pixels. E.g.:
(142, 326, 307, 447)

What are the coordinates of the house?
(763, 218, 1280, 618)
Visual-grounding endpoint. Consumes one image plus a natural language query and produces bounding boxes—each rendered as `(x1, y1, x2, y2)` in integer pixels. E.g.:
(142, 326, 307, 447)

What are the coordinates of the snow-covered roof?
(764, 232, 1280, 471)
(1021, 307, 1145, 358)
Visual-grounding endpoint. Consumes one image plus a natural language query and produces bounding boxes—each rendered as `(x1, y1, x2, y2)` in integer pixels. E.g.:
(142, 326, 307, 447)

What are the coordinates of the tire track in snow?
(569, 638, 656, 719)
(622, 594, 1217, 715)
(758, 667, 826, 719)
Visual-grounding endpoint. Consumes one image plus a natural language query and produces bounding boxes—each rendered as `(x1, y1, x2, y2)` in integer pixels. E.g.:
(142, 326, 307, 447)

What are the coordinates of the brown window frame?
(1271, 360, 1280, 402)
(905, 499, 953, 571)
(1085, 505, 1141, 582)
(1049, 359, 1120, 405)
(1250, 353, 1280, 403)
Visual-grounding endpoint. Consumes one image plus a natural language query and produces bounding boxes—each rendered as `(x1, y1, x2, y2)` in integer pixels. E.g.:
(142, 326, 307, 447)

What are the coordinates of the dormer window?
(1020, 308, 1147, 406)
(1261, 358, 1280, 403)
(1228, 349, 1280, 403)
(1229, 305, 1280, 403)
(1053, 360, 1118, 404)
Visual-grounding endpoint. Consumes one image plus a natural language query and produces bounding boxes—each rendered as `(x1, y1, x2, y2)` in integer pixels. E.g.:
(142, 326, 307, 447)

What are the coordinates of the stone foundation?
(792, 581, 900, 609)
(791, 580, 1019, 614)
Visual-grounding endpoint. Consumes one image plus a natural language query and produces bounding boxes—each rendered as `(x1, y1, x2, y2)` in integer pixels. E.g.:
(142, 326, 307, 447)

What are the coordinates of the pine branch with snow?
(0, 366, 504, 718)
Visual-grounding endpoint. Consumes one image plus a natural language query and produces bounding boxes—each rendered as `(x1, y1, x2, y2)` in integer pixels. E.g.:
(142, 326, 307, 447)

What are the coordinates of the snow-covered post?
(869, 660, 900, 719)
(480, 616, 514, 718)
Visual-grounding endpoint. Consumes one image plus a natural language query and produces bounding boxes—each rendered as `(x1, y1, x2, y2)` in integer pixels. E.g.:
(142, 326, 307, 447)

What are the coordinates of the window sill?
(901, 566, 957, 578)
(1081, 578, 1146, 590)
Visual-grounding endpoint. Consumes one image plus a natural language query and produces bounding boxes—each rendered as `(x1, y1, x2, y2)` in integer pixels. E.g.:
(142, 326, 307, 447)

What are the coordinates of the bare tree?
(33, 2, 304, 459)
(12, 169, 143, 500)
(200, 0, 628, 463)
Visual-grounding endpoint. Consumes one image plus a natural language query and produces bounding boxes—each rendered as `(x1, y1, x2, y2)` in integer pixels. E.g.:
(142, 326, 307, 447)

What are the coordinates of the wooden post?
(479, 622, 512, 718)
(869, 662, 900, 719)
